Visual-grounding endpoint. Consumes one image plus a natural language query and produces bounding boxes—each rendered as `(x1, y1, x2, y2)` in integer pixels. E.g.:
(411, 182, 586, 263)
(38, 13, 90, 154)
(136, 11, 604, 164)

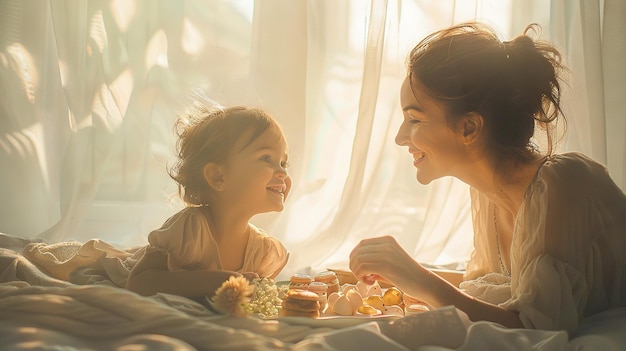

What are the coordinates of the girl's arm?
(126, 250, 240, 298)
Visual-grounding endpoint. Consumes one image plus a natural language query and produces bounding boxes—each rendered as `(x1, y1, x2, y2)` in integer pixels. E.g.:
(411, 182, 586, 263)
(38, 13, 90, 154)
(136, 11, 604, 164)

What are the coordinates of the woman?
(349, 22, 626, 333)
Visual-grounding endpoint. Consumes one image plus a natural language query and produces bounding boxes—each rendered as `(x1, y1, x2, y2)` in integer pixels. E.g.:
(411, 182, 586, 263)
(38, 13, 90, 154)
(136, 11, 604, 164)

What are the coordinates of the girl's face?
(395, 77, 467, 184)
(220, 126, 291, 215)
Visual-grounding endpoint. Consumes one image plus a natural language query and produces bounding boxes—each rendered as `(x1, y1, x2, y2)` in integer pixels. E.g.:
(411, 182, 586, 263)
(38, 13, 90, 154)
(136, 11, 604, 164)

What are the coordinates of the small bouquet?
(212, 276, 286, 318)
(212, 275, 255, 317)
(247, 277, 286, 318)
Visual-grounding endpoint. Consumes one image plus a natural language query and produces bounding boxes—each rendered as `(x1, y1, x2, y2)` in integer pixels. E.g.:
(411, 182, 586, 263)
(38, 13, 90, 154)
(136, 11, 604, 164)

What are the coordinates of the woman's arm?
(430, 268, 464, 287)
(350, 235, 524, 328)
(126, 250, 240, 298)
(400, 267, 523, 328)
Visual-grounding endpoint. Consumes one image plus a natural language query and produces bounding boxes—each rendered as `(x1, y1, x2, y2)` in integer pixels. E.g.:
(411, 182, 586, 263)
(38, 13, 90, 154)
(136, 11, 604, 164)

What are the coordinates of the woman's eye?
(408, 115, 422, 124)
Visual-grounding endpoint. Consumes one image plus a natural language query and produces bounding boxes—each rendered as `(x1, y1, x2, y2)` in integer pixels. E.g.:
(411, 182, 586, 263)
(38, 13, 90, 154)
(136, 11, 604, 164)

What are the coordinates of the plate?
(275, 280, 290, 288)
(278, 314, 401, 329)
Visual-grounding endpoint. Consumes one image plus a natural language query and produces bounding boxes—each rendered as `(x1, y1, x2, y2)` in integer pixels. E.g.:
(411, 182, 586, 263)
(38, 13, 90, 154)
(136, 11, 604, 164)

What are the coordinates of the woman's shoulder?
(545, 152, 605, 168)
(531, 152, 619, 201)
(540, 152, 609, 182)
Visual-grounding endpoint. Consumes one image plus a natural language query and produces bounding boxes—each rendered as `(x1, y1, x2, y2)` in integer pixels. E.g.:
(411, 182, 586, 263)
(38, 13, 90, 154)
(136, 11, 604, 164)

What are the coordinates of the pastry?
(314, 271, 340, 295)
(307, 281, 328, 313)
(280, 289, 320, 318)
(289, 273, 312, 290)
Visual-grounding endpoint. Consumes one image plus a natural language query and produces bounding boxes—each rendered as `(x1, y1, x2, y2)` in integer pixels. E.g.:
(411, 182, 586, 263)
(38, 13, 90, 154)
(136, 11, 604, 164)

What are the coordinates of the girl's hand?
(241, 272, 260, 282)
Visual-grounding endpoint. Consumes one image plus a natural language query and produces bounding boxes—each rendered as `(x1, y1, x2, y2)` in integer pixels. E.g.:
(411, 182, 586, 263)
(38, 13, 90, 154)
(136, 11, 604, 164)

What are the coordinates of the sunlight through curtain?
(1, 0, 623, 279)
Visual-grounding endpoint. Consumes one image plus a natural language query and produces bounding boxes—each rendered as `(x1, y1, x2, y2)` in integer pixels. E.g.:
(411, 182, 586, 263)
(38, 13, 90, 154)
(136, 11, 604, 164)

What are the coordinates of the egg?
(356, 304, 381, 316)
(366, 281, 382, 297)
(346, 289, 364, 311)
(327, 292, 341, 309)
(382, 287, 404, 306)
(383, 305, 405, 316)
(405, 303, 430, 315)
(355, 281, 369, 296)
(332, 295, 354, 316)
(363, 294, 385, 311)
(342, 284, 357, 295)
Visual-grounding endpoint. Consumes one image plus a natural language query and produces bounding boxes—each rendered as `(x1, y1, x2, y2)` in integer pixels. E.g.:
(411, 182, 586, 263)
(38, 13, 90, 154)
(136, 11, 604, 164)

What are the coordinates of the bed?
(1, 233, 624, 351)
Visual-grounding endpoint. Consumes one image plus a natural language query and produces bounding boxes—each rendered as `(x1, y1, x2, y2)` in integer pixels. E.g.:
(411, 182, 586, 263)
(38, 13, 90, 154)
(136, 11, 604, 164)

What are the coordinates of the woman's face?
(395, 77, 468, 184)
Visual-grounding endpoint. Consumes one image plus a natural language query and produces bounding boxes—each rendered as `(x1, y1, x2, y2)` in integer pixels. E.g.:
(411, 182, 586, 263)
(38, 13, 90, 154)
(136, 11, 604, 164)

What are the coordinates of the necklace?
(493, 203, 511, 277)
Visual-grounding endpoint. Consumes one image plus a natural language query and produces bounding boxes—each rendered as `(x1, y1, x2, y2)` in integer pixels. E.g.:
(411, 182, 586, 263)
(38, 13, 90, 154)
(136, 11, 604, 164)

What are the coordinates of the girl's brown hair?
(169, 103, 283, 206)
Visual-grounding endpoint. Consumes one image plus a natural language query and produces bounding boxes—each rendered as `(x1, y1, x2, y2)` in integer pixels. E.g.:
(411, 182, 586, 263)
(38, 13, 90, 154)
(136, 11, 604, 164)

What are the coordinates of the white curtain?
(0, 0, 623, 280)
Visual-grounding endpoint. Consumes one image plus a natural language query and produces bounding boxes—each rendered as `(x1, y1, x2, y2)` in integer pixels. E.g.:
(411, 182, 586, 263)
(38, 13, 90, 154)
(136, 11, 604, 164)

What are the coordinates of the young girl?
(125, 103, 291, 297)
(23, 102, 291, 296)
(349, 22, 626, 333)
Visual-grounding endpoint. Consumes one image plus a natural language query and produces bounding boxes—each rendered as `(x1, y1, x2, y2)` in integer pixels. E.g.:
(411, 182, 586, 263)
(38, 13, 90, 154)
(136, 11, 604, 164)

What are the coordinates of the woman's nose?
(395, 121, 409, 146)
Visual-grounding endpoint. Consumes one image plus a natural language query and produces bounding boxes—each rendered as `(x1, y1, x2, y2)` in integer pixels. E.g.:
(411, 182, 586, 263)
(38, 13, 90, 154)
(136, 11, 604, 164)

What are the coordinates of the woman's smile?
(412, 151, 426, 167)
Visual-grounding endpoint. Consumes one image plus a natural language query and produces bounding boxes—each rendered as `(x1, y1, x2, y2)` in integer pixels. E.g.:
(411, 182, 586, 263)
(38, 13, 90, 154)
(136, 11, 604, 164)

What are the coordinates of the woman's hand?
(349, 235, 424, 287)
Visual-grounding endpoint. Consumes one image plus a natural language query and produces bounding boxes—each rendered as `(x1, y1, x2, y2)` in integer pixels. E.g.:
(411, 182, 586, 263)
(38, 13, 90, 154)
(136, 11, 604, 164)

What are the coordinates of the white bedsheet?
(1, 233, 624, 351)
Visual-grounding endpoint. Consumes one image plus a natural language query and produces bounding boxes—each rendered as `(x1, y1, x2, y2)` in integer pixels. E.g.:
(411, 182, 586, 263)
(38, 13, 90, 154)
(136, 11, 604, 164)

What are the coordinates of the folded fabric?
(23, 239, 144, 287)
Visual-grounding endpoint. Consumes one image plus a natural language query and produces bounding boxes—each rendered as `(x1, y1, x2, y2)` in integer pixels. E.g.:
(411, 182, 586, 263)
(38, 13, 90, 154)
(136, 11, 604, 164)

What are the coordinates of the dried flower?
(212, 275, 254, 317)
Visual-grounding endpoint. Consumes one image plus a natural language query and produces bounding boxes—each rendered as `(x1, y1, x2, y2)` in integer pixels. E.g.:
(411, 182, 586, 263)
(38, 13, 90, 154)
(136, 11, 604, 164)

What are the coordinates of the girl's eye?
(261, 155, 272, 162)
(281, 161, 289, 169)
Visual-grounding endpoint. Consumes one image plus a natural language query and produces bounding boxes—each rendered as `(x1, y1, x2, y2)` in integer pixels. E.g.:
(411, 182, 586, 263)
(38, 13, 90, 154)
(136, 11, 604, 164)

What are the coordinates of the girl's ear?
(458, 113, 484, 145)
(203, 163, 225, 191)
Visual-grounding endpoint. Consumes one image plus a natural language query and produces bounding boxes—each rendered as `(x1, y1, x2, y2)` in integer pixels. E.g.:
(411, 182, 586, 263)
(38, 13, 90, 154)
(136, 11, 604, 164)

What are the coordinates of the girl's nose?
(276, 167, 288, 178)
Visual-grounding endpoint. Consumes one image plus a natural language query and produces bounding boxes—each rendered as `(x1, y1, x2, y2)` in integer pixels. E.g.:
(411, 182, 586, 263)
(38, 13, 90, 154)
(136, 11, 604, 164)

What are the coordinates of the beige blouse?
(460, 152, 626, 333)
(22, 207, 288, 287)
(147, 207, 289, 279)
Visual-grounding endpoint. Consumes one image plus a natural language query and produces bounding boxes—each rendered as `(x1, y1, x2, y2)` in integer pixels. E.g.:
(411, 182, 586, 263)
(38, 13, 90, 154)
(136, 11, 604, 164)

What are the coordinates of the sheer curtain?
(0, 0, 623, 279)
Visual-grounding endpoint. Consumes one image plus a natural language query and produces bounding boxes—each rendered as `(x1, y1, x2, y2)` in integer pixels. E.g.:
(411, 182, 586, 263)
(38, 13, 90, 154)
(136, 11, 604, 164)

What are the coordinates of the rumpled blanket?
(22, 238, 144, 287)
(1, 232, 625, 351)
(0, 234, 395, 350)
(0, 282, 339, 350)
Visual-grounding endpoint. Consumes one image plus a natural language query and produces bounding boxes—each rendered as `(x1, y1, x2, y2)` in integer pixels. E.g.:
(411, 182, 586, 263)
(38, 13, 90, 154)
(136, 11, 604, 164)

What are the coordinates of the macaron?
(280, 289, 320, 318)
(289, 273, 312, 289)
